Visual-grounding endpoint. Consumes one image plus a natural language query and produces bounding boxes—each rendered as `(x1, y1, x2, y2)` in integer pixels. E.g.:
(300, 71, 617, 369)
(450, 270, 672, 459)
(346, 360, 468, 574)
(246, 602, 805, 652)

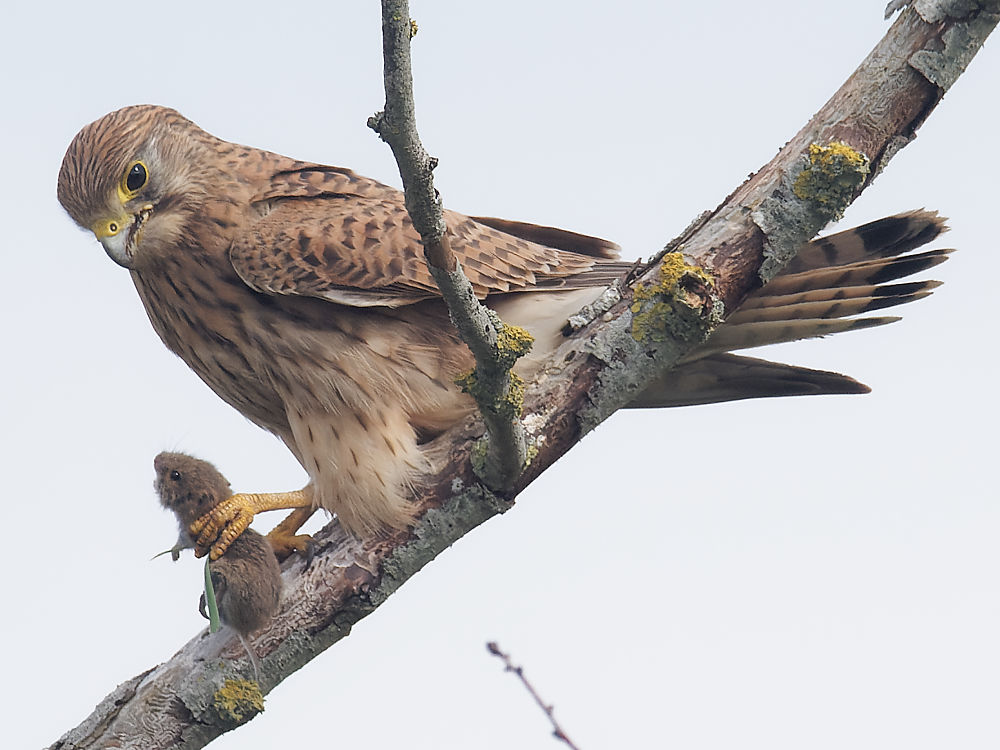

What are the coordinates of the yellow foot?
(266, 506, 317, 563)
(190, 488, 313, 560)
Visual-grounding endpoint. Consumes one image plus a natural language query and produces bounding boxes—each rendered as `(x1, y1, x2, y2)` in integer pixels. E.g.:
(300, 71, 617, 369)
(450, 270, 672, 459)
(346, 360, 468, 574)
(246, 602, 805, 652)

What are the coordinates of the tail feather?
(629, 353, 870, 408)
(780, 209, 947, 274)
(627, 210, 951, 407)
(757, 248, 952, 297)
(737, 279, 942, 311)
(690, 211, 948, 358)
(725, 290, 932, 325)
(686, 316, 900, 359)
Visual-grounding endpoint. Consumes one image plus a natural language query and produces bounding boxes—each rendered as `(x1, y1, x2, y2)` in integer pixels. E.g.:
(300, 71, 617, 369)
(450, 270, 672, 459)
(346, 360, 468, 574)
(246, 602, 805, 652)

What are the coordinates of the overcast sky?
(3, 2, 998, 749)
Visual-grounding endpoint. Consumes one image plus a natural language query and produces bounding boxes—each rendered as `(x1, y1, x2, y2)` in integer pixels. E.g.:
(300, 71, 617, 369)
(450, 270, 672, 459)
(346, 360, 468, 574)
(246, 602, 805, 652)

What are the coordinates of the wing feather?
(230, 167, 623, 307)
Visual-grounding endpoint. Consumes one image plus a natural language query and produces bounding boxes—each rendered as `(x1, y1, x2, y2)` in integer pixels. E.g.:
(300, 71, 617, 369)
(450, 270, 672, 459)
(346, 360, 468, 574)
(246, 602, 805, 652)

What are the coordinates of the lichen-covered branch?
(50, 4, 998, 748)
(665, 0, 999, 316)
(367, 0, 530, 490)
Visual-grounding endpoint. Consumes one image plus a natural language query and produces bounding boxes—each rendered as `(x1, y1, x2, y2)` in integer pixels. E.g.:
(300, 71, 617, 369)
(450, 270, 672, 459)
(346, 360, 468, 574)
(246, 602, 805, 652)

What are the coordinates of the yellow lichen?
(503, 371, 526, 418)
(456, 369, 526, 420)
(454, 321, 531, 419)
(524, 442, 539, 466)
(793, 141, 870, 208)
(630, 253, 715, 343)
(211, 679, 264, 725)
(455, 367, 477, 393)
(495, 323, 534, 368)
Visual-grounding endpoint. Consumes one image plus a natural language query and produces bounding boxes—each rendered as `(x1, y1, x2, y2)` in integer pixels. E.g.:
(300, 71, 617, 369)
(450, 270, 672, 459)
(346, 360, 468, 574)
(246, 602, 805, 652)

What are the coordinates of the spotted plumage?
(58, 105, 950, 538)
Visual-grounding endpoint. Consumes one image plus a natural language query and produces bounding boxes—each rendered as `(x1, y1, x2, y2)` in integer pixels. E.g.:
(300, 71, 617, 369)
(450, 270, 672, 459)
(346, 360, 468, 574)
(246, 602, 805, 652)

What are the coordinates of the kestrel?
(58, 105, 949, 555)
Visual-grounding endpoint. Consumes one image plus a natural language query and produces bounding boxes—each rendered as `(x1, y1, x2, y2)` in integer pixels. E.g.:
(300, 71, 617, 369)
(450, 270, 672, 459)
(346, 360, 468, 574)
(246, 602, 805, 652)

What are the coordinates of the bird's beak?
(97, 227, 130, 268)
(91, 204, 153, 268)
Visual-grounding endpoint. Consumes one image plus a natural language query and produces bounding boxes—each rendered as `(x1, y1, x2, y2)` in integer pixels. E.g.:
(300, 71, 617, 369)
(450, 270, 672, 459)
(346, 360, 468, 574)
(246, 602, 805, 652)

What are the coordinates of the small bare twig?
(368, 0, 529, 490)
(486, 641, 582, 750)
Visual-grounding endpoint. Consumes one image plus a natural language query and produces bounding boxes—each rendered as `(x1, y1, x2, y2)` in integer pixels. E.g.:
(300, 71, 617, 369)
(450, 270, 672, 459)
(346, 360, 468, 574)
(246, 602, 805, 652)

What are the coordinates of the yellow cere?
(91, 217, 124, 239)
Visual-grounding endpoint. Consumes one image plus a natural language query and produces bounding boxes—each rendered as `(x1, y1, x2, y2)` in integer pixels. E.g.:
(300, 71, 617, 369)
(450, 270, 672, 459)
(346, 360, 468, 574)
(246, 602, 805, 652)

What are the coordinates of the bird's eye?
(169, 469, 181, 482)
(123, 161, 148, 194)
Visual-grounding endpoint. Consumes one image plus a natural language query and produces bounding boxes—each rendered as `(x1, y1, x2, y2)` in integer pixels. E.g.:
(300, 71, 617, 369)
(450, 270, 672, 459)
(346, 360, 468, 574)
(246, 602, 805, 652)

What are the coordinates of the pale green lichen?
(629, 253, 715, 343)
(211, 679, 264, 726)
(793, 141, 870, 209)
(469, 436, 490, 478)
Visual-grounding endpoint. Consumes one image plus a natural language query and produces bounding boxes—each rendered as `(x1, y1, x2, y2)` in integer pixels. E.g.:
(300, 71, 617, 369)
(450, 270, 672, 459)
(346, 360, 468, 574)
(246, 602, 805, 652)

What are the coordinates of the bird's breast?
(130, 252, 473, 434)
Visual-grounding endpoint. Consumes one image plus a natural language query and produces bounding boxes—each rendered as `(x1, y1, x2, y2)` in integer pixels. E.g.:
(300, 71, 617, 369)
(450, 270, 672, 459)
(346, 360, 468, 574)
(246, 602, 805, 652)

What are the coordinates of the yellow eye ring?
(121, 161, 149, 197)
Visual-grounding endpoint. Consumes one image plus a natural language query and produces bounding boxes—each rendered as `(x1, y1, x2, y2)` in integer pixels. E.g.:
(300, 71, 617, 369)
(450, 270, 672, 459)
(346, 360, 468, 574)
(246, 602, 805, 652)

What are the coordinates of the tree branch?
(367, 0, 530, 491)
(49, 3, 999, 748)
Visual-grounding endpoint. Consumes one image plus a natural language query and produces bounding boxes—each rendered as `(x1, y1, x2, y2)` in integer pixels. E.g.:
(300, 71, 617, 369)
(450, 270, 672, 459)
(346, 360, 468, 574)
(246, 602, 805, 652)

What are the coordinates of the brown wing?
(231, 165, 623, 307)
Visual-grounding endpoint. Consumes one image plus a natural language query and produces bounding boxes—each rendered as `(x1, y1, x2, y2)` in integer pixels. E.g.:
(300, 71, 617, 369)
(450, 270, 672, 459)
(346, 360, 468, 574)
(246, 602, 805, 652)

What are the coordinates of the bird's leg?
(266, 505, 317, 562)
(190, 487, 313, 560)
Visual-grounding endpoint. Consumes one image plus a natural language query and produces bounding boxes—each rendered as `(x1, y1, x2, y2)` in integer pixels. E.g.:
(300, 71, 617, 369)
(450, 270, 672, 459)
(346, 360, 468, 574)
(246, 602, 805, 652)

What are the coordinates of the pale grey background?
(2, 2, 997, 748)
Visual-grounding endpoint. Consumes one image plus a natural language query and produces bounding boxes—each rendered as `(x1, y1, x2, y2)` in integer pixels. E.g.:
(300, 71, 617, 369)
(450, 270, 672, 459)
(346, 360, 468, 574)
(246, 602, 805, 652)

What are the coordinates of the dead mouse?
(154, 451, 282, 680)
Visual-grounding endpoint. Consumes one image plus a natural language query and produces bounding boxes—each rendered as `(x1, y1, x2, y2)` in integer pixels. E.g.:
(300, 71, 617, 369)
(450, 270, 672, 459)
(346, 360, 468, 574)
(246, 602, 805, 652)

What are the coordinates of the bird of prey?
(58, 105, 950, 556)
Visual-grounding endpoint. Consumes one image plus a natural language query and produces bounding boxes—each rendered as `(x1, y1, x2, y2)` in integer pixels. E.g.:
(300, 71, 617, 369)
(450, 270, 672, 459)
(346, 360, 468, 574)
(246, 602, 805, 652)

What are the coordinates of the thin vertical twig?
(368, 0, 529, 490)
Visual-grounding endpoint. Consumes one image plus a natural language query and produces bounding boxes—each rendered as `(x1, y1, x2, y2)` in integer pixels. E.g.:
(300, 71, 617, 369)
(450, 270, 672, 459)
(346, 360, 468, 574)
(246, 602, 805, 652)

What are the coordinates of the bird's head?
(57, 105, 212, 269)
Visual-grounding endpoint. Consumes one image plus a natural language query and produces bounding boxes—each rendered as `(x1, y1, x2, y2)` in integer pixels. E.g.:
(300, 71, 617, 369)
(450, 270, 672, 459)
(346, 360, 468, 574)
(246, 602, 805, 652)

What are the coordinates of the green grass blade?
(204, 557, 221, 633)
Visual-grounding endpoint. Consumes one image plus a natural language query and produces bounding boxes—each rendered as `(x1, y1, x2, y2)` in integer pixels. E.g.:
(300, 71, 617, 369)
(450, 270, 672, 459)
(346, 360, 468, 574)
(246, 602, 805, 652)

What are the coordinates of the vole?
(153, 451, 282, 681)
